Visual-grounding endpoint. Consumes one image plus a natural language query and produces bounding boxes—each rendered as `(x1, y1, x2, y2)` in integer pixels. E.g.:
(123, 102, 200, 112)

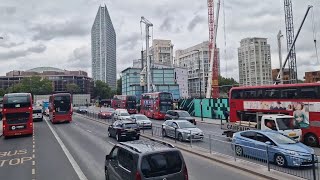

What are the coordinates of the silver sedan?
(162, 120, 204, 141)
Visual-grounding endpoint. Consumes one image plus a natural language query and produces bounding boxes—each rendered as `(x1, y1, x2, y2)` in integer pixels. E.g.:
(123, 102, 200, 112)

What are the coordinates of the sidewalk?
(194, 116, 226, 125)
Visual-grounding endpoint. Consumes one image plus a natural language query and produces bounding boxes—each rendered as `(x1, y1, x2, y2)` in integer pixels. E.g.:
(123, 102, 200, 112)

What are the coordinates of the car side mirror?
(265, 141, 272, 146)
(106, 155, 110, 160)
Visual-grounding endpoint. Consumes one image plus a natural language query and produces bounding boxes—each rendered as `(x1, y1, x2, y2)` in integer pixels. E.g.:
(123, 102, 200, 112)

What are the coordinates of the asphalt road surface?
(0, 114, 266, 180)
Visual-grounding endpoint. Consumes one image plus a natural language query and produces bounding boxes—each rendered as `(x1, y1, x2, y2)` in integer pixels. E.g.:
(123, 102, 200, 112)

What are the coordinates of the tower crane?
(206, 0, 220, 98)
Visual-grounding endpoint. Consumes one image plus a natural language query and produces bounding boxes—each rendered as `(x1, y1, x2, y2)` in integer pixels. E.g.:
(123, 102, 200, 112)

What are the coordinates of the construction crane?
(284, 0, 297, 84)
(140, 16, 153, 92)
(206, 0, 220, 98)
(277, 6, 313, 82)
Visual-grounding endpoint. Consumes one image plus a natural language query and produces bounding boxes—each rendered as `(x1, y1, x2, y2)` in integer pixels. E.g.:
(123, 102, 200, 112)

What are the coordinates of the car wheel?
(304, 134, 319, 147)
(105, 168, 109, 180)
(235, 145, 243, 156)
(274, 154, 287, 167)
(116, 133, 121, 142)
(162, 129, 167, 137)
(178, 133, 183, 142)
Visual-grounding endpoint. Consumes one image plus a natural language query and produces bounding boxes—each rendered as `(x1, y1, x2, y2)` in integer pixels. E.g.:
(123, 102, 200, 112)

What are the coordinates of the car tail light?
(183, 165, 188, 180)
(135, 171, 142, 180)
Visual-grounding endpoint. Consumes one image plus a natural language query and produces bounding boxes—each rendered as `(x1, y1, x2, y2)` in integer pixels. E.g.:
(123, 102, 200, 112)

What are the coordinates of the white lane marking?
(32, 161, 35, 166)
(32, 154, 35, 158)
(86, 130, 92, 133)
(45, 119, 88, 180)
(108, 141, 115, 146)
(32, 168, 35, 175)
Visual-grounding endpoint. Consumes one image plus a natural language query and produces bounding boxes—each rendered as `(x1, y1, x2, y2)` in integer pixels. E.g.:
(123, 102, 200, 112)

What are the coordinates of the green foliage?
(6, 76, 53, 95)
(0, 88, 5, 96)
(93, 80, 115, 99)
(66, 83, 81, 94)
(218, 76, 238, 86)
(117, 78, 122, 95)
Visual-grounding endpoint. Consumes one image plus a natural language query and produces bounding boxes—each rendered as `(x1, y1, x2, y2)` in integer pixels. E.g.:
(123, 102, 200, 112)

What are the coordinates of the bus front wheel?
(304, 133, 319, 147)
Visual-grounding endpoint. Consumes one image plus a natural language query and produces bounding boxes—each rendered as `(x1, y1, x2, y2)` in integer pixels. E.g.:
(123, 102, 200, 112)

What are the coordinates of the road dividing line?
(32, 161, 35, 166)
(32, 154, 35, 158)
(32, 168, 35, 175)
(86, 130, 92, 133)
(45, 119, 88, 180)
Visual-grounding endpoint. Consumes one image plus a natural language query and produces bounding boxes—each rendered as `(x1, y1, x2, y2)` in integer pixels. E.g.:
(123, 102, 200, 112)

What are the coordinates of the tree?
(0, 88, 5, 97)
(116, 78, 122, 95)
(218, 76, 239, 97)
(66, 83, 81, 94)
(6, 76, 53, 95)
(93, 80, 113, 99)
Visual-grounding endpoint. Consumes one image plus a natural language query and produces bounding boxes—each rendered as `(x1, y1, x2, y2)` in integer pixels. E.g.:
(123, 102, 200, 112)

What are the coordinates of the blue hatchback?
(232, 130, 316, 167)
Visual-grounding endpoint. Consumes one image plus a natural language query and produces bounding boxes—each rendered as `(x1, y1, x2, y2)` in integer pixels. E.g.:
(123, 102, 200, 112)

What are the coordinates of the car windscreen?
(177, 111, 190, 117)
(54, 96, 71, 112)
(33, 109, 42, 113)
(135, 115, 149, 120)
(120, 112, 130, 116)
(123, 123, 138, 128)
(141, 151, 182, 178)
(266, 133, 297, 144)
(3, 95, 31, 108)
(177, 121, 195, 128)
(276, 118, 300, 130)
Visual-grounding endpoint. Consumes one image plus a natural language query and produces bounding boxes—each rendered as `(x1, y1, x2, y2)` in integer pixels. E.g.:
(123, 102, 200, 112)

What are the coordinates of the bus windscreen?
(54, 96, 71, 112)
(3, 95, 31, 108)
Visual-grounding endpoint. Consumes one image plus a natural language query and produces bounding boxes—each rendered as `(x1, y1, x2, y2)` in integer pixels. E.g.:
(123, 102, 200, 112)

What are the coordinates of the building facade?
(272, 68, 290, 83)
(121, 67, 180, 101)
(175, 41, 220, 98)
(91, 5, 116, 89)
(0, 67, 93, 94)
(132, 61, 188, 98)
(238, 37, 272, 86)
(305, 71, 320, 83)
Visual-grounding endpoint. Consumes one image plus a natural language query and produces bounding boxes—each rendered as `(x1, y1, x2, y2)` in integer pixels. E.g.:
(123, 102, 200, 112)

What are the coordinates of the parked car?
(105, 139, 188, 180)
(98, 108, 115, 119)
(113, 109, 131, 121)
(108, 120, 140, 142)
(165, 110, 196, 125)
(232, 130, 316, 167)
(77, 106, 88, 114)
(33, 107, 43, 122)
(162, 120, 203, 142)
(128, 114, 152, 129)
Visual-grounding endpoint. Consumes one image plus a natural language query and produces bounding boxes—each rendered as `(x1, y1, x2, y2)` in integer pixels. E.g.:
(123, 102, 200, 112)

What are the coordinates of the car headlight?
(287, 150, 299, 156)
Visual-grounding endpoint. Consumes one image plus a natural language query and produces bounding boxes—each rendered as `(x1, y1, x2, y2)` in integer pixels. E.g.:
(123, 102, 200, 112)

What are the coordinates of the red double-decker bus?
(229, 83, 320, 146)
(111, 95, 137, 114)
(2, 93, 33, 138)
(140, 92, 173, 120)
(49, 93, 72, 124)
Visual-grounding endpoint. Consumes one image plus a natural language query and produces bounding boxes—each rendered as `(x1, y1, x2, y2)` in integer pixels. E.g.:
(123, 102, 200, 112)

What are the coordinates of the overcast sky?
(0, 0, 319, 81)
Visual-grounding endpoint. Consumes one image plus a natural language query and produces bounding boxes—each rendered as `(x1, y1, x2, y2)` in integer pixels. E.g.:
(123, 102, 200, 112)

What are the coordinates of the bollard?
(190, 130, 192, 148)
(162, 125, 164, 140)
(209, 134, 212, 154)
(151, 125, 153, 136)
(142, 122, 145, 134)
(233, 143, 236, 162)
(175, 128, 177, 143)
(266, 145, 270, 171)
(312, 154, 316, 180)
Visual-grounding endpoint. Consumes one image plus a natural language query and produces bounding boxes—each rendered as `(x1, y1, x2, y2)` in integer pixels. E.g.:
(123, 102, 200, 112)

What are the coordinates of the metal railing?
(76, 111, 320, 180)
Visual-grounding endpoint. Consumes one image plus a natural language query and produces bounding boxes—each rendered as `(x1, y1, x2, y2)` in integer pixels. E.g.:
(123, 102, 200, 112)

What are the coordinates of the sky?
(0, 0, 319, 81)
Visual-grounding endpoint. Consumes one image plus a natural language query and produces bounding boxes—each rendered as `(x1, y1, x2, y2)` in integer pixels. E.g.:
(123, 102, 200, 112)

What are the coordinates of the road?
(0, 114, 266, 180)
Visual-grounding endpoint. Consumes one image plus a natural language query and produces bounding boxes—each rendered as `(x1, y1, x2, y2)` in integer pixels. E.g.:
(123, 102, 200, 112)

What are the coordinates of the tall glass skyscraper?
(91, 5, 116, 89)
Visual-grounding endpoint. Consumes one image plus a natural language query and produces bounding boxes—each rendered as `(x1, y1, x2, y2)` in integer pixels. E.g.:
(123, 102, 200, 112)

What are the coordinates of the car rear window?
(123, 123, 138, 128)
(141, 151, 182, 178)
(33, 109, 42, 113)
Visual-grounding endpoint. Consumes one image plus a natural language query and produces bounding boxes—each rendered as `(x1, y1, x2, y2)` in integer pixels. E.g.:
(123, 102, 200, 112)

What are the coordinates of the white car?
(113, 109, 131, 121)
(129, 114, 152, 129)
(33, 107, 43, 122)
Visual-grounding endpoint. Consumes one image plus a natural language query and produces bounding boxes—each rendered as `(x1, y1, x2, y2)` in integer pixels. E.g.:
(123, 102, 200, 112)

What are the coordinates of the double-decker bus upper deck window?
(281, 88, 297, 99)
(299, 86, 318, 99)
(159, 93, 172, 101)
(4, 95, 30, 108)
(231, 90, 243, 99)
(264, 89, 280, 99)
(244, 90, 256, 99)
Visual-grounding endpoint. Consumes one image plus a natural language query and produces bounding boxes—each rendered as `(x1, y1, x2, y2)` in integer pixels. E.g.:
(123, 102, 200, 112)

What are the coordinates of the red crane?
(207, 0, 220, 98)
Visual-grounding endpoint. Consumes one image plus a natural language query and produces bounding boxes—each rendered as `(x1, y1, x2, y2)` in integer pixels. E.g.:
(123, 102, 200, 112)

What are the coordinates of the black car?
(105, 139, 188, 180)
(108, 120, 140, 142)
(164, 110, 196, 125)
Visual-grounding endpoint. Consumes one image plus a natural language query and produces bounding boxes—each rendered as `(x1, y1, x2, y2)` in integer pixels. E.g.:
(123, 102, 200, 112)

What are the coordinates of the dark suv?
(108, 120, 140, 142)
(164, 110, 196, 125)
(105, 139, 188, 180)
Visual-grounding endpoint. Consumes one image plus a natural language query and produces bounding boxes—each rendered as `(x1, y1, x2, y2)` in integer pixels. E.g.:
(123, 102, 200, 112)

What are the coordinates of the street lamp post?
(193, 50, 203, 122)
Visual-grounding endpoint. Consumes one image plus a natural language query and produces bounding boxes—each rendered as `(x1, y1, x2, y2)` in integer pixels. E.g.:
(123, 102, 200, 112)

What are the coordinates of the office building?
(133, 60, 188, 98)
(175, 41, 220, 98)
(1, 67, 93, 94)
(91, 5, 116, 89)
(305, 71, 320, 83)
(238, 37, 272, 86)
(272, 68, 290, 83)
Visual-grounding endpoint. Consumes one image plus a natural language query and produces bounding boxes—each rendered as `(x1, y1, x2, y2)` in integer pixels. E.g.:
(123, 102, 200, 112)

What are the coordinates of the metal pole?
(266, 145, 270, 171)
(312, 154, 316, 180)
(175, 128, 177, 143)
(209, 134, 212, 154)
(199, 52, 203, 122)
(162, 125, 164, 140)
(233, 143, 236, 162)
(190, 130, 192, 147)
(277, 30, 284, 84)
